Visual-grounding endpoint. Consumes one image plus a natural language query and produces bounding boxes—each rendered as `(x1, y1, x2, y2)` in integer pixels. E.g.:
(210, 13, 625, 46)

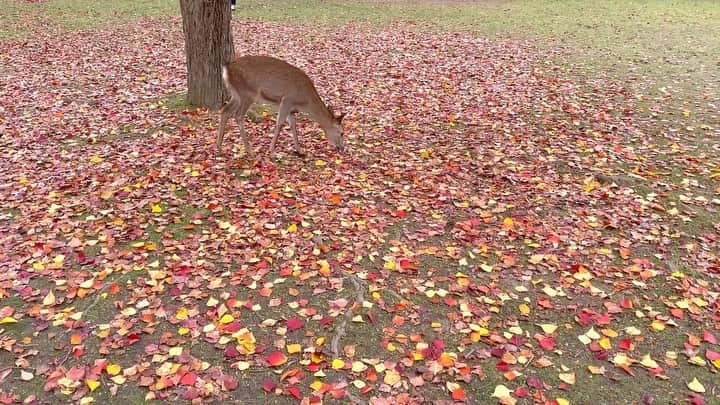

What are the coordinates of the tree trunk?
(179, 0, 234, 110)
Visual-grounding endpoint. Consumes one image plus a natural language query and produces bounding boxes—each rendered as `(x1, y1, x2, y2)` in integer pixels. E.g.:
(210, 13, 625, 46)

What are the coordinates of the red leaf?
(706, 349, 720, 361)
(181, 373, 197, 386)
(539, 336, 555, 351)
(220, 375, 238, 391)
(703, 330, 717, 344)
(526, 376, 543, 389)
(619, 338, 633, 351)
(286, 317, 304, 332)
(285, 386, 302, 399)
(261, 378, 277, 392)
(690, 395, 705, 405)
(66, 366, 85, 381)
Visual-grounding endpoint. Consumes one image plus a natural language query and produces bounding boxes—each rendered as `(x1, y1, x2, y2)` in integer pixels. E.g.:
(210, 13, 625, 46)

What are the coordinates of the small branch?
(330, 317, 347, 358)
(330, 274, 365, 358)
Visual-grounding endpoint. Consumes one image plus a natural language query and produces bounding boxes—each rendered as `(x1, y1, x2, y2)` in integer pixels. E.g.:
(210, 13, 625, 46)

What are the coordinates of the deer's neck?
(307, 92, 335, 132)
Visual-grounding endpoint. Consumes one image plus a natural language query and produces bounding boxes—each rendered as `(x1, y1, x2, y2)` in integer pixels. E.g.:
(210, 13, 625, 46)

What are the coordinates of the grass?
(3, 0, 718, 103)
(0, 0, 177, 39)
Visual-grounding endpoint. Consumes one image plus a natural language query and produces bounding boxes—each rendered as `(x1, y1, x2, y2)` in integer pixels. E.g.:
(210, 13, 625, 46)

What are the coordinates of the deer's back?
(227, 55, 317, 105)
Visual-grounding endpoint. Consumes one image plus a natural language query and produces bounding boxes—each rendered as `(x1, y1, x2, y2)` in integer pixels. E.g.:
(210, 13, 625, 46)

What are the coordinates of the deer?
(216, 55, 346, 159)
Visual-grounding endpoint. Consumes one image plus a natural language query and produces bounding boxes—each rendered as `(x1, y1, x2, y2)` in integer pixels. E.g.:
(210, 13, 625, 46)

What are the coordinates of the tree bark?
(179, 0, 234, 110)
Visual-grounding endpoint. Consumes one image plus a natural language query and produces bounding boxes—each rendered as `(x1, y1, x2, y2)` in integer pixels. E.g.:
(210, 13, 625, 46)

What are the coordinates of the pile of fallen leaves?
(0, 16, 718, 405)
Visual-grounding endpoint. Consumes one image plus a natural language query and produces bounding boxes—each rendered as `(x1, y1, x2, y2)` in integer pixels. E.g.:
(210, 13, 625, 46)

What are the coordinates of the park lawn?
(0, 0, 718, 404)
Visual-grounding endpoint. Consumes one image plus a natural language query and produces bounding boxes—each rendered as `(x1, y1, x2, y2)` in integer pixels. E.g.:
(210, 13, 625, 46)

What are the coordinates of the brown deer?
(216, 55, 346, 158)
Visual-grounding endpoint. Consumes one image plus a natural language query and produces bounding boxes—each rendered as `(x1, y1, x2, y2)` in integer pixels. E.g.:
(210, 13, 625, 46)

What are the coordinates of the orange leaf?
(70, 333, 83, 345)
(438, 352, 455, 367)
(266, 351, 287, 367)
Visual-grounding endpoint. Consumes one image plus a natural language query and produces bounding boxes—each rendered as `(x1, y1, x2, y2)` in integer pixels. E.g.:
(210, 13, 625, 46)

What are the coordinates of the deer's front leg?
(287, 113, 304, 156)
(268, 98, 291, 160)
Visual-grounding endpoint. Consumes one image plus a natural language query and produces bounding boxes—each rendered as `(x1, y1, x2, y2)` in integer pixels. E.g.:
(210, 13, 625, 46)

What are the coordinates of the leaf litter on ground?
(0, 14, 718, 405)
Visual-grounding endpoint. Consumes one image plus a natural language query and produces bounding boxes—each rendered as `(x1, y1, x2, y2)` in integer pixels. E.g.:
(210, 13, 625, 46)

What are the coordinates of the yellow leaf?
(502, 217, 514, 229)
(43, 291, 56, 306)
(384, 260, 396, 271)
(106, 364, 121, 376)
(542, 285, 557, 297)
(587, 365, 605, 375)
(420, 149, 430, 159)
(651, 320, 665, 331)
(168, 347, 183, 356)
(317, 259, 331, 276)
(601, 328, 618, 338)
(315, 160, 326, 167)
(640, 354, 658, 369)
(90, 156, 103, 163)
(332, 359, 345, 369)
(286, 223, 298, 233)
(86, 379, 101, 392)
(688, 356, 706, 367)
(310, 380, 324, 391)
(178, 327, 189, 336)
(351, 361, 367, 373)
(233, 361, 250, 371)
(558, 372, 575, 385)
(585, 327, 601, 340)
(287, 344, 302, 354)
(598, 337, 612, 350)
(0, 317, 18, 324)
(176, 307, 188, 320)
(687, 377, 705, 393)
(111, 375, 126, 384)
(384, 369, 401, 385)
(492, 384, 512, 398)
(151, 204, 163, 213)
(557, 398, 570, 405)
(519, 304, 531, 315)
(219, 314, 234, 324)
(612, 353, 631, 367)
(538, 324, 558, 334)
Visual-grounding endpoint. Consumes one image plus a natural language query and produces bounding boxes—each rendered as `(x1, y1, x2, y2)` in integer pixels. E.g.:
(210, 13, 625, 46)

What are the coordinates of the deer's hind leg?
(217, 98, 241, 154)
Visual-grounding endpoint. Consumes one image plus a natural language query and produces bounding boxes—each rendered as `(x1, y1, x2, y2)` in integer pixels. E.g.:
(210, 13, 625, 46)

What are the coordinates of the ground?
(0, 0, 719, 404)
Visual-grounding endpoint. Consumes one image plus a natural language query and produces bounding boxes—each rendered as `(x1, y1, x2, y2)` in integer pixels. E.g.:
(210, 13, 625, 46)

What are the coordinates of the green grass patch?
(0, 0, 178, 39)
(233, 0, 720, 100)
